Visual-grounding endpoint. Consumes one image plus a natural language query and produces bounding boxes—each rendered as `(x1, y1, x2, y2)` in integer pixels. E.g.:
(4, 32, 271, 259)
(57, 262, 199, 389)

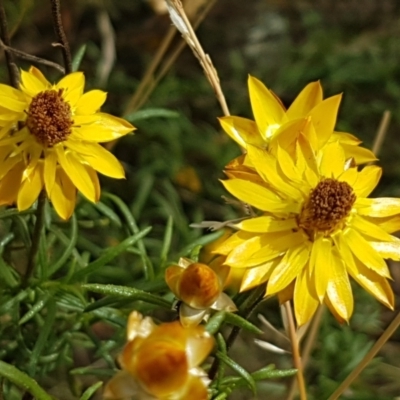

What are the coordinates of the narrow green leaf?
(0, 361, 53, 400)
(160, 215, 173, 266)
(71, 227, 151, 281)
(48, 214, 79, 276)
(0, 208, 32, 219)
(206, 311, 226, 335)
(216, 352, 256, 394)
(253, 367, 297, 379)
(216, 333, 227, 386)
(72, 44, 87, 71)
(125, 108, 179, 122)
(103, 193, 154, 280)
(83, 284, 172, 309)
(224, 313, 263, 335)
(94, 201, 122, 227)
(180, 230, 225, 256)
(28, 300, 56, 376)
(19, 292, 51, 325)
(80, 381, 103, 400)
(70, 367, 114, 377)
(0, 290, 29, 315)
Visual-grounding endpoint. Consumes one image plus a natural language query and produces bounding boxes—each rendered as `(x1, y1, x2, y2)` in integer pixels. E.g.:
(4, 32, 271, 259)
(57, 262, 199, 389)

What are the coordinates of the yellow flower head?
(219, 75, 376, 164)
(104, 311, 214, 400)
(214, 139, 399, 325)
(0, 67, 135, 219)
(165, 257, 237, 327)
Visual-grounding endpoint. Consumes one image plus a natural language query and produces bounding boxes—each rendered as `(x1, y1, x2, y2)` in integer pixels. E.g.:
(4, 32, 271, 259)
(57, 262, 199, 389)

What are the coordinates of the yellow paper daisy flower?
(105, 311, 214, 400)
(0, 66, 135, 219)
(214, 137, 399, 325)
(165, 257, 237, 327)
(219, 75, 376, 164)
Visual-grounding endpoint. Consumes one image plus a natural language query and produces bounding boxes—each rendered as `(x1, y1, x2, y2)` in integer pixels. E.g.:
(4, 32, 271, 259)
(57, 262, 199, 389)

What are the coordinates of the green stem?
(23, 191, 46, 286)
(208, 285, 266, 380)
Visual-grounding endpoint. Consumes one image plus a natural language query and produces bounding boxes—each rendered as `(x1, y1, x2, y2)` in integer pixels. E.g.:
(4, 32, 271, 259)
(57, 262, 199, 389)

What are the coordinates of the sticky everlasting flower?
(219, 75, 376, 165)
(214, 139, 399, 325)
(165, 257, 237, 327)
(0, 67, 135, 219)
(104, 311, 214, 400)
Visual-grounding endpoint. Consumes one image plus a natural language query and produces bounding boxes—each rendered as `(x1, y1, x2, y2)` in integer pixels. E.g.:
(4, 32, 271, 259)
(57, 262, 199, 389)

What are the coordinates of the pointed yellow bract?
(165, 257, 237, 327)
(0, 66, 135, 219)
(215, 141, 399, 326)
(104, 311, 214, 400)
(219, 75, 376, 165)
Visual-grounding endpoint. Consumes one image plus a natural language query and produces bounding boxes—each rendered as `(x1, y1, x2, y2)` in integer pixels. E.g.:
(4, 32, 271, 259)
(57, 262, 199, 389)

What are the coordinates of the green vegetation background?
(1, 1, 400, 399)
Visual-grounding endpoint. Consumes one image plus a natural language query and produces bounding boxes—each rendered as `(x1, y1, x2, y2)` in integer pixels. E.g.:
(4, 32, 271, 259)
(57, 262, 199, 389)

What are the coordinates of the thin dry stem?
(167, 0, 229, 116)
(371, 110, 391, 157)
(286, 306, 324, 400)
(0, 0, 19, 87)
(123, 26, 177, 115)
(283, 301, 307, 400)
(328, 311, 400, 400)
(50, 0, 72, 74)
(0, 38, 65, 73)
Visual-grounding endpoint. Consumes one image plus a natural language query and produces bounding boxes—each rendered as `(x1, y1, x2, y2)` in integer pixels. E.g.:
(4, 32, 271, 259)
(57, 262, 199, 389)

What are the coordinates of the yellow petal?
(319, 142, 345, 178)
(240, 260, 278, 291)
(267, 243, 311, 295)
(65, 141, 125, 178)
(352, 165, 381, 198)
(286, 81, 323, 120)
(343, 227, 391, 278)
(309, 94, 342, 148)
(294, 268, 319, 326)
(17, 163, 44, 211)
(313, 237, 332, 301)
(235, 215, 297, 233)
(369, 241, 400, 261)
(0, 91, 26, 113)
(218, 116, 262, 148)
(221, 179, 301, 214)
(165, 265, 183, 297)
(212, 230, 255, 255)
(355, 198, 400, 217)
(29, 66, 51, 87)
(269, 118, 308, 155)
(340, 143, 377, 165)
(247, 231, 306, 268)
(276, 145, 302, 182)
(332, 131, 361, 145)
(326, 254, 353, 321)
(49, 168, 76, 220)
(225, 235, 266, 267)
(55, 147, 97, 202)
(57, 72, 85, 107)
(85, 164, 101, 202)
(75, 90, 107, 115)
(44, 150, 57, 194)
(338, 167, 358, 187)
(248, 75, 285, 139)
(351, 214, 395, 242)
(347, 257, 394, 310)
(247, 145, 303, 200)
(19, 69, 48, 98)
(0, 161, 24, 205)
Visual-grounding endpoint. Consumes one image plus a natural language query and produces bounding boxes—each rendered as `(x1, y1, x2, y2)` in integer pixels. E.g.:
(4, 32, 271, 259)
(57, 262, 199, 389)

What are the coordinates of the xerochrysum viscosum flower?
(105, 311, 214, 400)
(0, 66, 135, 219)
(214, 137, 399, 325)
(165, 257, 237, 327)
(219, 75, 376, 165)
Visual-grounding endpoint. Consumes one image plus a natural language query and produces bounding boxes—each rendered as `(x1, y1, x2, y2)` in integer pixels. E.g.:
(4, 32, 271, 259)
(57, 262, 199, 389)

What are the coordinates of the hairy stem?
(50, 0, 72, 74)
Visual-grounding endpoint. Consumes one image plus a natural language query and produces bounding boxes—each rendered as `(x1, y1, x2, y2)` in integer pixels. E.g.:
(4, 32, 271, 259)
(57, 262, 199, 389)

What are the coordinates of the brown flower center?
(299, 178, 356, 234)
(26, 89, 73, 147)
